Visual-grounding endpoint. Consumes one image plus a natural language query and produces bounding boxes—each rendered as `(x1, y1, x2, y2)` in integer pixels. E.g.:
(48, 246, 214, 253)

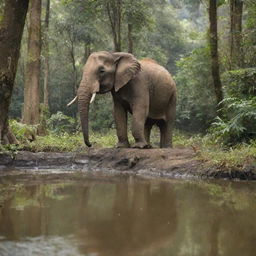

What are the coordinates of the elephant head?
(77, 51, 141, 147)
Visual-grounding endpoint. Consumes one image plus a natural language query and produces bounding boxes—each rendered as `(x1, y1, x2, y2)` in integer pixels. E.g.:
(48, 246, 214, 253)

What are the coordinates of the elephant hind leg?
(144, 118, 155, 145)
(158, 95, 176, 148)
(156, 120, 171, 148)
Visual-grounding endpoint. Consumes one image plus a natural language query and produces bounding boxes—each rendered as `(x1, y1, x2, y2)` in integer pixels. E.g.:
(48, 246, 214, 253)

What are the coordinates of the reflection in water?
(0, 174, 256, 256)
(0, 236, 83, 256)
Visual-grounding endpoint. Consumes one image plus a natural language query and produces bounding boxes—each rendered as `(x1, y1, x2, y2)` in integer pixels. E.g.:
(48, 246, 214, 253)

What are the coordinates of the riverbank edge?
(0, 148, 255, 181)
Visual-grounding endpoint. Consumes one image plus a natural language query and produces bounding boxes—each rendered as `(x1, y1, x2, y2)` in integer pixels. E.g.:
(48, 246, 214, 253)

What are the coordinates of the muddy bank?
(0, 147, 256, 180)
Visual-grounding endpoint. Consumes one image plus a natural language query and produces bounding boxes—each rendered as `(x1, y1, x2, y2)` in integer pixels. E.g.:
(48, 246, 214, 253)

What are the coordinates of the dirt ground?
(1, 147, 255, 180)
(88, 147, 200, 175)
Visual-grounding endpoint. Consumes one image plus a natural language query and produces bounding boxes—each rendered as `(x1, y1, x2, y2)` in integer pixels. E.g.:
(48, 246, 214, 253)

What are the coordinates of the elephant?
(72, 51, 177, 148)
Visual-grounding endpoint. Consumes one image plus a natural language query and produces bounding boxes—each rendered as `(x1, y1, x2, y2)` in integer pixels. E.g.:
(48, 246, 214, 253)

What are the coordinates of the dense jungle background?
(0, 0, 256, 168)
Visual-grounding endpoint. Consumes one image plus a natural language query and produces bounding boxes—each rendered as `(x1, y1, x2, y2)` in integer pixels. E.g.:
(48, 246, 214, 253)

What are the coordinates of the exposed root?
(1, 126, 19, 145)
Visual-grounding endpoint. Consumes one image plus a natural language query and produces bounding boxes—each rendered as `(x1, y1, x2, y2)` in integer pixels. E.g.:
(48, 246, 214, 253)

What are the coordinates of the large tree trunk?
(23, 0, 42, 125)
(0, 0, 29, 145)
(230, 0, 244, 69)
(43, 0, 50, 108)
(209, 0, 223, 114)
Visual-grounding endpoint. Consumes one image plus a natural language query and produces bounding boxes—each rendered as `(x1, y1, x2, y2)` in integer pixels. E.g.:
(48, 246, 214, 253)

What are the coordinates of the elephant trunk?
(78, 86, 92, 147)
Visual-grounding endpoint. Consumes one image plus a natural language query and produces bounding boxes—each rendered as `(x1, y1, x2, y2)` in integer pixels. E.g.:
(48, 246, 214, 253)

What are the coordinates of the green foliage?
(25, 133, 84, 152)
(135, 4, 189, 72)
(244, 0, 256, 67)
(200, 138, 256, 170)
(210, 97, 256, 144)
(222, 68, 256, 98)
(89, 94, 114, 132)
(210, 68, 256, 144)
(124, 0, 154, 30)
(0, 1, 4, 23)
(9, 60, 24, 118)
(90, 130, 117, 148)
(175, 47, 216, 132)
(47, 111, 78, 134)
(9, 120, 37, 143)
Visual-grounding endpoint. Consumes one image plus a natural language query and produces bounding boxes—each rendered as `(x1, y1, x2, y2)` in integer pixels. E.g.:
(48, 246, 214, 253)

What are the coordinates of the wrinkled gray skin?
(78, 51, 177, 148)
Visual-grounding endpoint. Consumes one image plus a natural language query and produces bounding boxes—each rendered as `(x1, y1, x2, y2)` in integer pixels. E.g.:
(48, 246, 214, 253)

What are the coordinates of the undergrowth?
(1, 126, 255, 171)
(182, 134, 256, 170)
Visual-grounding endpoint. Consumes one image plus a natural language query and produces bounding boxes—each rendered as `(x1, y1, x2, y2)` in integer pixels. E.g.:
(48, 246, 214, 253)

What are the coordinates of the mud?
(0, 147, 256, 180)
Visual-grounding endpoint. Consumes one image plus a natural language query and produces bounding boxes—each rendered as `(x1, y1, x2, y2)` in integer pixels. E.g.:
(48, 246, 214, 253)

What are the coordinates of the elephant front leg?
(113, 100, 130, 148)
(131, 107, 150, 149)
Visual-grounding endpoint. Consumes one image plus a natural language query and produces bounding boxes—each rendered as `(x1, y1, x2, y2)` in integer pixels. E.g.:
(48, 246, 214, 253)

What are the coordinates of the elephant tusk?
(90, 93, 96, 104)
(67, 96, 78, 107)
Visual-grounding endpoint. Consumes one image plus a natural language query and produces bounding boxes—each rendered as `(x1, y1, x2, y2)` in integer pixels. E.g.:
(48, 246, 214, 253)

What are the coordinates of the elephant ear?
(113, 52, 141, 92)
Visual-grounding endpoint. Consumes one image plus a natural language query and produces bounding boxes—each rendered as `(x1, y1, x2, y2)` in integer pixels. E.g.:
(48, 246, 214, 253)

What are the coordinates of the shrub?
(9, 120, 37, 143)
(175, 47, 216, 132)
(211, 68, 256, 145)
(89, 94, 114, 132)
(210, 97, 256, 145)
(47, 111, 78, 134)
(222, 68, 256, 98)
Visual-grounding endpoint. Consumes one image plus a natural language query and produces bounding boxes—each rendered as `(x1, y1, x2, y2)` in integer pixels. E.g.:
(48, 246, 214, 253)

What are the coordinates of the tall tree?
(106, 0, 122, 52)
(209, 0, 223, 113)
(0, 0, 29, 144)
(69, 26, 79, 97)
(243, 0, 256, 67)
(127, 23, 133, 53)
(23, 0, 42, 125)
(230, 0, 244, 69)
(124, 0, 152, 54)
(43, 0, 50, 108)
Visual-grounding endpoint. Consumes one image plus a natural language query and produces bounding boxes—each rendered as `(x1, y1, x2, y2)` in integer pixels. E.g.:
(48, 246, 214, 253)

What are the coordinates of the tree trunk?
(116, 0, 122, 52)
(70, 40, 78, 97)
(43, 0, 50, 108)
(209, 0, 223, 114)
(0, 0, 29, 145)
(23, 0, 42, 125)
(230, 0, 243, 69)
(128, 23, 133, 53)
(83, 44, 91, 64)
(106, 0, 122, 52)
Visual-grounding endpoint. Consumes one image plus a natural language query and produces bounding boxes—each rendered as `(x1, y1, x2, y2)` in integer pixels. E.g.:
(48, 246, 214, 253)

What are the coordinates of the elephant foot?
(116, 141, 130, 148)
(132, 142, 152, 149)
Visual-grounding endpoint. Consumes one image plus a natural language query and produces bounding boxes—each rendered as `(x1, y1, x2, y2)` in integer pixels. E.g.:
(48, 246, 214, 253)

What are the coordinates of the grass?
(0, 130, 118, 153)
(177, 133, 256, 170)
(198, 139, 256, 170)
(1, 127, 255, 171)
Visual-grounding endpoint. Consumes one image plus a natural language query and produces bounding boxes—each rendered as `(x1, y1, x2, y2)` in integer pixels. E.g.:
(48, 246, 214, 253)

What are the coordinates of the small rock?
(74, 159, 89, 164)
